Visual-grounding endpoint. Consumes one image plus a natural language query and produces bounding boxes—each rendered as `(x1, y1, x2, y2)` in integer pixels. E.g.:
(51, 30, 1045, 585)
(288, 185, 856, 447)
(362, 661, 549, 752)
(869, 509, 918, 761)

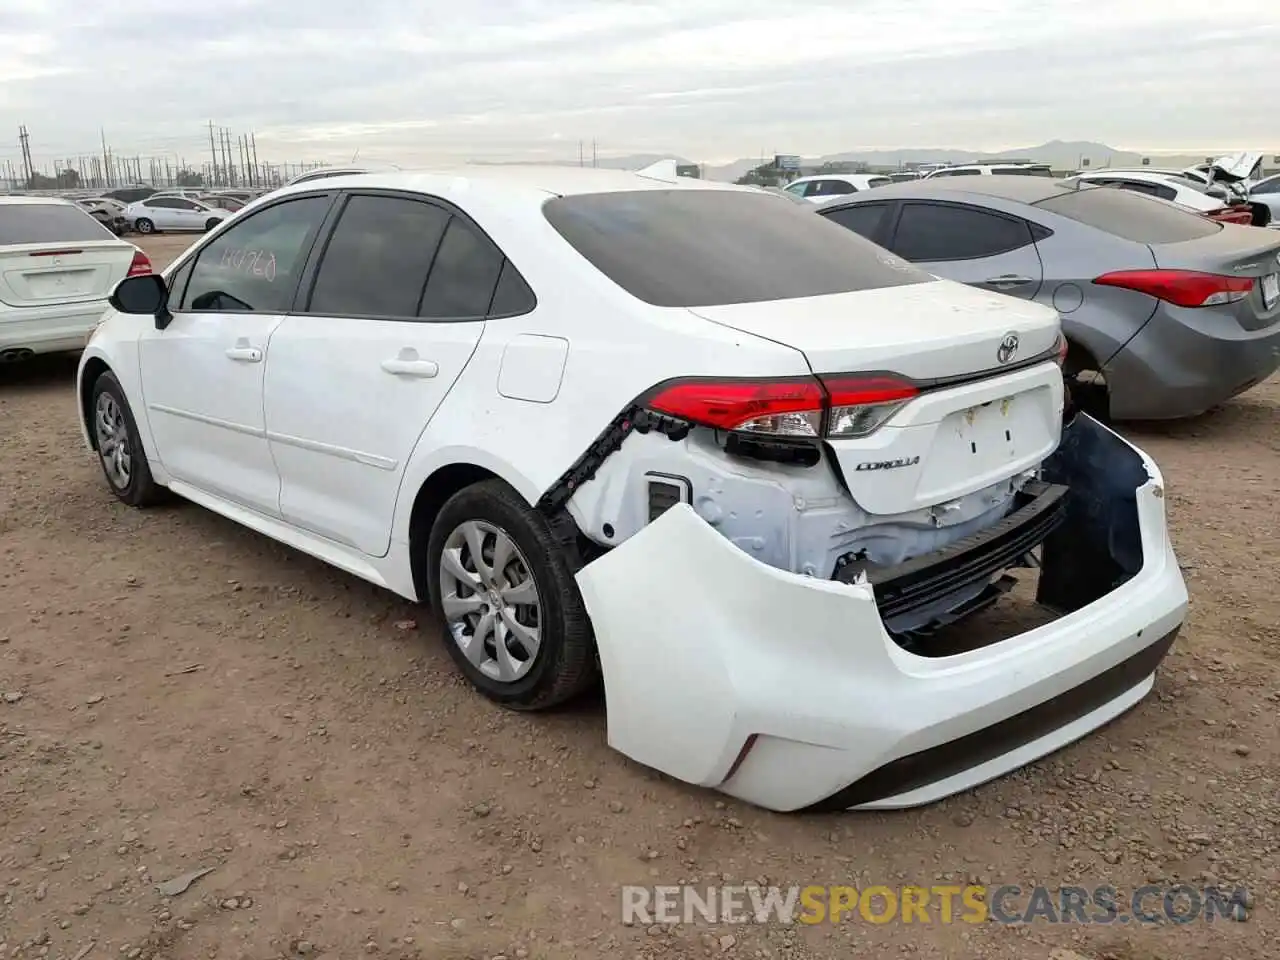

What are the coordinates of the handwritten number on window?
(217, 248, 278, 283)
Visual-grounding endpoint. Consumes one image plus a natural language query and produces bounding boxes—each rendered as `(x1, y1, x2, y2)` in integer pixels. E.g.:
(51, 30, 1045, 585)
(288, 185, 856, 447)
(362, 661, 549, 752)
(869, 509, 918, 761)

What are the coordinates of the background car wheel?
(90, 371, 165, 508)
(205, 218, 221, 232)
(134, 218, 154, 234)
(426, 480, 598, 711)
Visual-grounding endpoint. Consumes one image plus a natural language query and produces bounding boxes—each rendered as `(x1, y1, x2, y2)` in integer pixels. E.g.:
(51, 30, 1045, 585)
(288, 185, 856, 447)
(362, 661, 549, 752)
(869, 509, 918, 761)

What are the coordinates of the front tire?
(134, 218, 154, 234)
(205, 218, 221, 232)
(426, 480, 598, 710)
(90, 372, 165, 507)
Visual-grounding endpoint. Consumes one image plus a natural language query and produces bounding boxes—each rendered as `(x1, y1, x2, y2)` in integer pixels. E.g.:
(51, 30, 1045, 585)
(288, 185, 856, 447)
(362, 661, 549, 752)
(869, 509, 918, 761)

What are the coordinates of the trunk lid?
(1149, 224, 1280, 330)
(0, 240, 136, 309)
(688, 278, 1061, 384)
(690, 280, 1065, 516)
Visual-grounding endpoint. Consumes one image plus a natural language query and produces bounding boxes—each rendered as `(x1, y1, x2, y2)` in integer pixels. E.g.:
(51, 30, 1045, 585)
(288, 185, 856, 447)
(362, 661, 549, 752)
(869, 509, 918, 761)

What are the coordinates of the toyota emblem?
(996, 333, 1019, 365)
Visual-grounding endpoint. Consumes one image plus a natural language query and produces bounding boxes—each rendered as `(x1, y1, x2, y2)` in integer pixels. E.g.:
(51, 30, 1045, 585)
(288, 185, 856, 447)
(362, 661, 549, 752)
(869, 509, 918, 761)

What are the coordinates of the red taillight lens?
(1206, 207, 1253, 225)
(645, 378, 825, 437)
(1093, 269, 1253, 308)
(643, 374, 918, 439)
(127, 251, 153, 277)
(820, 374, 918, 438)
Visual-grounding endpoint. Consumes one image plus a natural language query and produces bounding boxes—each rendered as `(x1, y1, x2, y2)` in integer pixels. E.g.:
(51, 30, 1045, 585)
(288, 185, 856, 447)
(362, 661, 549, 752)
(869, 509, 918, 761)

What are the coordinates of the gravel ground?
(1, 234, 1276, 960)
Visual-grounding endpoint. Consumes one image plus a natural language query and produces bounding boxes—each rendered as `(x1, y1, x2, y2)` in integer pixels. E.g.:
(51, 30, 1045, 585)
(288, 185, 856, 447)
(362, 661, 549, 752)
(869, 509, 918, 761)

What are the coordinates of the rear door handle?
(225, 346, 262, 362)
(987, 275, 1034, 288)
(381, 358, 439, 378)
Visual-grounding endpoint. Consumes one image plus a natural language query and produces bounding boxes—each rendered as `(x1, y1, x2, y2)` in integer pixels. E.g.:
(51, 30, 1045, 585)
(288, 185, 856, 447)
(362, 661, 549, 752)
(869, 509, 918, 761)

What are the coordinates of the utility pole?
(100, 128, 112, 189)
(592, 140, 597, 168)
(208, 121, 220, 185)
(578, 140, 584, 167)
(250, 133, 259, 186)
(220, 128, 234, 187)
(238, 135, 249, 185)
(18, 125, 34, 185)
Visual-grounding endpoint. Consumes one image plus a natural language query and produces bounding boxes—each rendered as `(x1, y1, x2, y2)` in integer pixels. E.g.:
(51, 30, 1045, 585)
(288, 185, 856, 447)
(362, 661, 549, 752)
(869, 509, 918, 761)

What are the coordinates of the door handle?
(381, 358, 439, 378)
(987, 275, 1034, 288)
(225, 346, 262, 362)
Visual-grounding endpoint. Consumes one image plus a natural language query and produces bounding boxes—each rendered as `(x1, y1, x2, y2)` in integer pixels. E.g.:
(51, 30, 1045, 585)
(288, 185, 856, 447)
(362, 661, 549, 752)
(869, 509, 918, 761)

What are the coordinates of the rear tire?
(134, 218, 154, 234)
(90, 371, 166, 508)
(426, 480, 598, 711)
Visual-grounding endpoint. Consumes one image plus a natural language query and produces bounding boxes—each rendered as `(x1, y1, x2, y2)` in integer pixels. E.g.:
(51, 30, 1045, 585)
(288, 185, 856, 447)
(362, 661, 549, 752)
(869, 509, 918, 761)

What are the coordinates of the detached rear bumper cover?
(575, 414, 1188, 812)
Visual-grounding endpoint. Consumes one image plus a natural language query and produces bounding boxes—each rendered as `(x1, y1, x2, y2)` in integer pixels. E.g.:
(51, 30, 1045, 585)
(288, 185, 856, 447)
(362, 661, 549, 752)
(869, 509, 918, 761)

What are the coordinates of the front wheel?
(205, 218, 221, 232)
(134, 218, 154, 234)
(91, 372, 165, 507)
(426, 480, 598, 710)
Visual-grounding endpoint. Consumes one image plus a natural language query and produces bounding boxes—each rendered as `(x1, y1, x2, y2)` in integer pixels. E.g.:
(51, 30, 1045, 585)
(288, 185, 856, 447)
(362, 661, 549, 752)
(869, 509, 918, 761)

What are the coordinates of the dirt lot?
(1, 233, 1277, 960)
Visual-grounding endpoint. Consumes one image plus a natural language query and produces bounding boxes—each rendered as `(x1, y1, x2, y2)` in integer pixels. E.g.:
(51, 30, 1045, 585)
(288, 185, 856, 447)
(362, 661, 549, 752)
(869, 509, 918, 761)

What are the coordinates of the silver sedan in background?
(815, 177, 1280, 420)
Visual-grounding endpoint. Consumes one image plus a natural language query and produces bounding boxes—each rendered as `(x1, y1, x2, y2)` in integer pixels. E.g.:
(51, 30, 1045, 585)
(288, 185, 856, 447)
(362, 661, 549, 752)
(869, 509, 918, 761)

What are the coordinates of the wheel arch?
(78, 355, 114, 450)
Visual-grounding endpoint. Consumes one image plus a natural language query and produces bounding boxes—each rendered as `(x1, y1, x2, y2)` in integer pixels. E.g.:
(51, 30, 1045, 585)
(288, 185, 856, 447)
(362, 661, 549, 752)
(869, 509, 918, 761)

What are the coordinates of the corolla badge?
(996, 332, 1019, 365)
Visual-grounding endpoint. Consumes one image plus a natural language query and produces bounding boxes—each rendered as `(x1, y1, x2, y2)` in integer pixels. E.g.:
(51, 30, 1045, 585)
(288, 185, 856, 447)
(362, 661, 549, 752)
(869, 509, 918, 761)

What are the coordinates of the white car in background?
(1247, 173, 1280, 226)
(923, 163, 1053, 178)
(77, 167, 1187, 812)
(0, 197, 151, 361)
(783, 174, 893, 202)
(1064, 170, 1256, 225)
(124, 195, 234, 234)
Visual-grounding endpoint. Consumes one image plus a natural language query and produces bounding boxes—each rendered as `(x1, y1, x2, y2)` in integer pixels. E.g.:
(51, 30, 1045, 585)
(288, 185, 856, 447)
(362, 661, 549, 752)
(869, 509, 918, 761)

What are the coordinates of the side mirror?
(109, 274, 173, 330)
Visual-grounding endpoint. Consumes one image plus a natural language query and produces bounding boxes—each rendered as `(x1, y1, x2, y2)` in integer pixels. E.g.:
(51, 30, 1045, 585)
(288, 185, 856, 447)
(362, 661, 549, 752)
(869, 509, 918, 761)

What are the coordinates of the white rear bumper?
(0, 301, 107, 354)
(575, 414, 1188, 812)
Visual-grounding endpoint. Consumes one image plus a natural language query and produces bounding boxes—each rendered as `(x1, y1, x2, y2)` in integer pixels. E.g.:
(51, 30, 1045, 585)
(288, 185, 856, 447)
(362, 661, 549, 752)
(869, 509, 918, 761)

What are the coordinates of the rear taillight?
(1093, 269, 1254, 308)
(1052, 333, 1068, 366)
(643, 374, 918, 439)
(1206, 207, 1253, 225)
(127, 250, 153, 277)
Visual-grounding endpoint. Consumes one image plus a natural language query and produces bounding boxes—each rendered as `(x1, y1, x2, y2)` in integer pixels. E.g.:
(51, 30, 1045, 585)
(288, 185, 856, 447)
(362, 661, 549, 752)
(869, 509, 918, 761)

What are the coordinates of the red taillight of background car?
(1205, 207, 1254, 225)
(126, 250, 153, 277)
(643, 374, 919, 439)
(1093, 269, 1253, 308)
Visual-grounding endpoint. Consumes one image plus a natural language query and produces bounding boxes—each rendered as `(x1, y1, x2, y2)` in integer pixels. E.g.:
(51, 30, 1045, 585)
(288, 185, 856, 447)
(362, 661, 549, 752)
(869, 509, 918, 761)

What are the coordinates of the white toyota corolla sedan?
(77, 167, 1189, 813)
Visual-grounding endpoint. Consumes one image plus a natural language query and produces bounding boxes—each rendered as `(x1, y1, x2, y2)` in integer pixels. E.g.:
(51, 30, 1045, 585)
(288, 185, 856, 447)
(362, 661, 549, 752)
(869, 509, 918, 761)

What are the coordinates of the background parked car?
(197, 194, 246, 213)
(922, 162, 1053, 178)
(75, 197, 131, 235)
(1247, 173, 1280, 226)
(0, 197, 151, 361)
(102, 186, 157, 204)
(1065, 170, 1266, 227)
(124, 196, 233, 234)
(782, 174, 892, 202)
(815, 176, 1280, 420)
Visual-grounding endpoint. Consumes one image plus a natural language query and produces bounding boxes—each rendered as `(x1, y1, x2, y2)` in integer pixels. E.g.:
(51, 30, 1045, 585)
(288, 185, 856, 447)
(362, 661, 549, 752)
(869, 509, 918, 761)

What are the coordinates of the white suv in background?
(924, 163, 1053, 178)
(78, 167, 1187, 812)
(784, 174, 892, 201)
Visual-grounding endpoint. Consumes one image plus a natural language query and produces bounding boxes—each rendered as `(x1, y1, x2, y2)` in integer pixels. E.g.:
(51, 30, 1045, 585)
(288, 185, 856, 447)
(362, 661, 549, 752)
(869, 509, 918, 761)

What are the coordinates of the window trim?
(886, 200, 1039, 263)
(169, 190, 339, 314)
(289, 187, 537, 324)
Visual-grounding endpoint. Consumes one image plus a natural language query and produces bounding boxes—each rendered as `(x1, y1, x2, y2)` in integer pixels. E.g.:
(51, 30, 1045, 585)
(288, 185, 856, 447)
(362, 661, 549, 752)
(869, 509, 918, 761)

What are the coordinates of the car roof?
(269, 165, 753, 203)
(820, 174, 1083, 205)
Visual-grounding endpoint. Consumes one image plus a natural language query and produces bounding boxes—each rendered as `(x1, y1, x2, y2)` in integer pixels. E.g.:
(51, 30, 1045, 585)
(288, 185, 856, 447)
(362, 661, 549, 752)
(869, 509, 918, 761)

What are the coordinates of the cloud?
(1, 0, 1277, 173)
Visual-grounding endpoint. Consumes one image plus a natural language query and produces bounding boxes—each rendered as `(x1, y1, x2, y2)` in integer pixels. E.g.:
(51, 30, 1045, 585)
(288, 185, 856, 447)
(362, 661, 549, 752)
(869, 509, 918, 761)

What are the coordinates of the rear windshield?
(542, 189, 932, 307)
(1034, 187, 1221, 244)
(0, 203, 114, 245)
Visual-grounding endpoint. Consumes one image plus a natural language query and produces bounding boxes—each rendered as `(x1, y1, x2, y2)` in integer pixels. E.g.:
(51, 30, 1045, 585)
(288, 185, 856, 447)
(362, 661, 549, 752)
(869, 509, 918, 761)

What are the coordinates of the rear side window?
(0, 204, 113, 244)
(1035, 187, 1220, 243)
(892, 203, 1034, 261)
(542, 190, 931, 308)
(868, 178, 892, 188)
(488, 261, 537, 316)
(1253, 178, 1280, 196)
(307, 195, 450, 318)
(931, 169, 981, 177)
(417, 217, 505, 319)
(822, 202, 893, 242)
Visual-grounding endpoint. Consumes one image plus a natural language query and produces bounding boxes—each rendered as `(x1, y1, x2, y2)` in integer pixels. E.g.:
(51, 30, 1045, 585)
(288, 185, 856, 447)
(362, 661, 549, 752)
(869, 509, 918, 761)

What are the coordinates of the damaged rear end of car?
(538, 185, 1189, 812)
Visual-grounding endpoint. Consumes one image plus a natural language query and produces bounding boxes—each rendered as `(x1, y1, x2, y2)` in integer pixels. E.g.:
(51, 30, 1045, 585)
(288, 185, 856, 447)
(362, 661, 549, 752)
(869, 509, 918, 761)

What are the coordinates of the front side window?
(822, 202, 893, 241)
(785, 181, 808, 197)
(893, 203, 1034, 261)
(306, 194, 450, 318)
(181, 195, 330, 313)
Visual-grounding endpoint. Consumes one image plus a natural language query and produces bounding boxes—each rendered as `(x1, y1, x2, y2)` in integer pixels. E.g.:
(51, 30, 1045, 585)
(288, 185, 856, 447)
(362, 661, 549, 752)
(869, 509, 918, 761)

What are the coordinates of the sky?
(1, 0, 1278, 172)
